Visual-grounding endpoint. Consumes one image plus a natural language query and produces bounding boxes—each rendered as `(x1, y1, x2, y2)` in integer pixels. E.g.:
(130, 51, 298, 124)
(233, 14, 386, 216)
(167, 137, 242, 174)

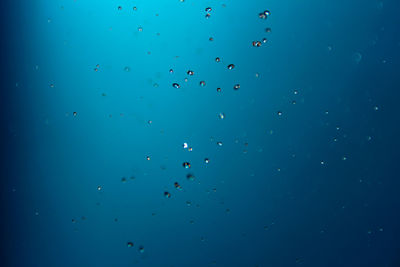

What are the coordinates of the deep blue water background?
(1, 0, 400, 266)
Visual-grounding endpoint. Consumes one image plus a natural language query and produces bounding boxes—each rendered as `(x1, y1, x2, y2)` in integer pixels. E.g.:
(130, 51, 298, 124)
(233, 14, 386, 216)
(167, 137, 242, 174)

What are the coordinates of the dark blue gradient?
(1, 0, 400, 266)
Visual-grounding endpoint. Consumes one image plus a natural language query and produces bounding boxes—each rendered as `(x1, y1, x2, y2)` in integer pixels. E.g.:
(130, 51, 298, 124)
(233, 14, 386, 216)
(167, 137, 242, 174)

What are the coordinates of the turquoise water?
(1, 0, 399, 266)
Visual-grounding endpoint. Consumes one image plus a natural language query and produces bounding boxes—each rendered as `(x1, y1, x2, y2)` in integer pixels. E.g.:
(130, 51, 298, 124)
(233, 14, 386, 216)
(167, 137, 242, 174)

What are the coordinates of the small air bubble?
(252, 41, 262, 47)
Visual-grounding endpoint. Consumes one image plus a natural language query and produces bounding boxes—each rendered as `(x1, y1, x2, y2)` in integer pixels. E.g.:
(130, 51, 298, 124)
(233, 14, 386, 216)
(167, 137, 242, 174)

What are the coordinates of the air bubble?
(252, 41, 262, 47)
(174, 182, 182, 190)
(186, 173, 195, 181)
(138, 246, 145, 253)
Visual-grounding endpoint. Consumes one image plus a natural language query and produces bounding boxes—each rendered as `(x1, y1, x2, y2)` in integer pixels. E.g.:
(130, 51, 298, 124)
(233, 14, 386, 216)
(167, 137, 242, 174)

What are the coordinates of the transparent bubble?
(172, 83, 180, 88)
(227, 64, 235, 70)
(186, 173, 195, 181)
(277, 111, 282, 116)
(133, 6, 137, 11)
(205, 7, 212, 12)
(217, 87, 221, 92)
(373, 106, 379, 111)
(205, 13, 211, 19)
(137, 26, 143, 32)
(265, 27, 272, 33)
(252, 41, 262, 47)
(73, 112, 77, 117)
(146, 156, 151, 161)
(262, 38, 268, 43)
(218, 112, 225, 119)
(124, 66, 131, 72)
(217, 141, 223, 146)
(215, 57, 221, 62)
(352, 52, 362, 64)
(187, 70, 194, 76)
(138, 246, 145, 253)
(200, 81, 206, 86)
(169, 69, 174, 74)
(183, 162, 191, 168)
(97, 186, 102, 191)
(233, 84, 240, 90)
(174, 182, 182, 190)
(127, 242, 134, 248)
(263, 10, 271, 16)
(118, 6, 122, 10)
(164, 191, 171, 198)
(294, 89, 299, 95)
(204, 158, 210, 164)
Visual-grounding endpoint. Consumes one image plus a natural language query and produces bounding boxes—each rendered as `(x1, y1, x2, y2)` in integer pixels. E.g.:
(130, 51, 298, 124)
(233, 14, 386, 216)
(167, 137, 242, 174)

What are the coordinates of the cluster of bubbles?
(205, 7, 212, 19)
(258, 10, 271, 19)
(253, 11, 271, 47)
(85, 5, 275, 254)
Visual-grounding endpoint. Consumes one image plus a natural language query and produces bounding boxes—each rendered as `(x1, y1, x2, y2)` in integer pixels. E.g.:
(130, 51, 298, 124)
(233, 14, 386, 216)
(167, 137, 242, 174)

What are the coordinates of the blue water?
(1, 0, 399, 266)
